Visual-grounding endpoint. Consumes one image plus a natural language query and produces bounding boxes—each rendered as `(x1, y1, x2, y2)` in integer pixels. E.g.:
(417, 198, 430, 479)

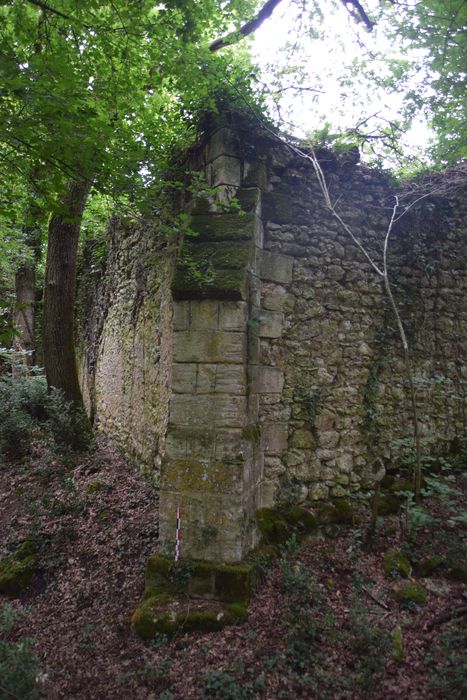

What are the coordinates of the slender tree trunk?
(13, 200, 44, 370)
(13, 264, 36, 366)
(43, 178, 91, 409)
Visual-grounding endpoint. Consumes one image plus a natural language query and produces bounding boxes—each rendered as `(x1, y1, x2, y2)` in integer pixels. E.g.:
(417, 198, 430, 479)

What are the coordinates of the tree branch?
(210, 0, 285, 52)
(341, 0, 375, 31)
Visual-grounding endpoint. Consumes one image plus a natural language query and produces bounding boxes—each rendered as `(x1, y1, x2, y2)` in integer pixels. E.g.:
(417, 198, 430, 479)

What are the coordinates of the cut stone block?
(250, 366, 284, 394)
(205, 127, 239, 162)
(208, 155, 242, 187)
(173, 301, 190, 331)
(261, 422, 288, 454)
(173, 330, 246, 364)
(169, 394, 247, 428)
(257, 310, 284, 338)
(259, 250, 294, 284)
(161, 458, 244, 495)
(219, 301, 248, 331)
(189, 301, 219, 330)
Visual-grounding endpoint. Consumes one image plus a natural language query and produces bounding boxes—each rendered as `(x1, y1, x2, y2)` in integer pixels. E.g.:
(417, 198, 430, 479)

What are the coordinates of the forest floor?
(0, 437, 466, 700)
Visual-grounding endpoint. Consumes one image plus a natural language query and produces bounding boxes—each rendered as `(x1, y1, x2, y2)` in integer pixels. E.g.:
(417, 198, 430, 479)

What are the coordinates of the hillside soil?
(1, 437, 466, 699)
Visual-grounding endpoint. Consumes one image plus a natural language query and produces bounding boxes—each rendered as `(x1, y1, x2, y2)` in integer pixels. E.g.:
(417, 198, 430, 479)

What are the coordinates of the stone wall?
(79, 112, 467, 562)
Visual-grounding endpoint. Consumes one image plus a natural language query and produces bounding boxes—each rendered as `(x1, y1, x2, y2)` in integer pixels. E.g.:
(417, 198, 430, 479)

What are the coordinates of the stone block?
(250, 366, 284, 394)
(189, 301, 219, 330)
(208, 155, 241, 187)
(259, 250, 294, 284)
(161, 457, 243, 495)
(189, 213, 256, 242)
(261, 423, 288, 454)
(219, 301, 248, 331)
(214, 429, 252, 462)
(243, 160, 268, 190)
(257, 310, 284, 338)
(262, 192, 296, 224)
(172, 362, 197, 394)
(172, 267, 248, 302)
(173, 330, 246, 364)
(205, 127, 239, 162)
(169, 394, 247, 428)
(173, 301, 190, 330)
(262, 284, 295, 312)
(165, 427, 216, 460)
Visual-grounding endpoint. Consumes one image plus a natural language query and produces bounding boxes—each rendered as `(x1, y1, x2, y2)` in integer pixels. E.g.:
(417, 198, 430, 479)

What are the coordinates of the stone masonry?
(79, 112, 467, 563)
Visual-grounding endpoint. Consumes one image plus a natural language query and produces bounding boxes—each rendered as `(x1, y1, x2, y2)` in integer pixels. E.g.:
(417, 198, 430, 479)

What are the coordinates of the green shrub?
(0, 372, 92, 460)
(0, 604, 41, 700)
(200, 670, 252, 699)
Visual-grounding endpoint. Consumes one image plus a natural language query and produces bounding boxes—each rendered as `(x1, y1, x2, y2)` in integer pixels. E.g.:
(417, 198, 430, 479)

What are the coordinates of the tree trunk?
(43, 178, 91, 409)
(13, 263, 36, 366)
(13, 196, 44, 369)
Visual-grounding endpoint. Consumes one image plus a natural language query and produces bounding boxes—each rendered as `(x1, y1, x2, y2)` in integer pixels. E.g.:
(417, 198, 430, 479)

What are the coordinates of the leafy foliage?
(0, 604, 41, 700)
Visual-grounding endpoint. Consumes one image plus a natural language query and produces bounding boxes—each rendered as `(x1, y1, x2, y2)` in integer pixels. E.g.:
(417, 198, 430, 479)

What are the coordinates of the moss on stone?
(242, 424, 261, 442)
(214, 564, 252, 603)
(282, 505, 317, 533)
(314, 499, 355, 526)
(392, 581, 427, 606)
(378, 494, 402, 516)
(172, 267, 247, 301)
(188, 213, 255, 241)
(255, 508, 290, 546)
(132, 593, 248, 640)
(0, 554, 38, 594)
(255, 506, 316, 547)
(447, 564, 467, 583)
(382, 549, 411, 578)
(413, 555, 444, 577)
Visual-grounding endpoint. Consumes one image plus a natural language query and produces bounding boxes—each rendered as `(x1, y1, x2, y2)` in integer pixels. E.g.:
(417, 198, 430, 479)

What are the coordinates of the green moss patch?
(392, 581, 427, 606)
(413, 555, 444, 577)
(382, 549, 411, 578)
(314, 498, 356, 527)
(255, 505, 316, 547)
(132, 595, 248, 639)
(447, 564, 467, 583)
(0, 553, 38, 594)
(0, 538, 42, 594)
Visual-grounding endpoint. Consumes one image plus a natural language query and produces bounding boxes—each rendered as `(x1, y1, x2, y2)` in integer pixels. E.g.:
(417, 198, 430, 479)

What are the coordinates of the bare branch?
(210, 0, 285, 52)
(341, 0, 375, 31)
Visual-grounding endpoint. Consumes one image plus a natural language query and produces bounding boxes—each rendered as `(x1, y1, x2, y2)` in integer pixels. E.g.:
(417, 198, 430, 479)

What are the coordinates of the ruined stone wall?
(78, 217, 173, 475)
(79, 113, 467, 562)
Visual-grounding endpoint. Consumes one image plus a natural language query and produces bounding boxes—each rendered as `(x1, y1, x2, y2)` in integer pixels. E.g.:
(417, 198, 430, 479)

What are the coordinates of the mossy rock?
(0, 554, 38, 594)
(382, 549, 411, 578)
(378, 493, 402, 516)
(255, 505, 316, 546)
(447, 564, 467, 583)
(255, 508, 290, 545)
(413, 555, 444, 577)
(145, 556, 252, 603)
(282, 506, 317, 534)
(314, 499, 356, 526)
(392, 581, 427, 606)
(132, 595, 247, 639)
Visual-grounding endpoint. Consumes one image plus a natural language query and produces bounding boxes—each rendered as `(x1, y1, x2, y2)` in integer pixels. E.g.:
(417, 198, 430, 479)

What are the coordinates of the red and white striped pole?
(175, 506, 181, 561)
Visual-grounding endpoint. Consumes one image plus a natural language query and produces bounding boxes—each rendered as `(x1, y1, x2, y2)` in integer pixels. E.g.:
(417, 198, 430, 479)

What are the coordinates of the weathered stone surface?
(250, 366, 284, 394)
(78, 115, 467, 567)
(261, 423, 288, 454)
(170, 395, 247, 428)
(173, 330, 246, 364)
(259, 250, 294, 283)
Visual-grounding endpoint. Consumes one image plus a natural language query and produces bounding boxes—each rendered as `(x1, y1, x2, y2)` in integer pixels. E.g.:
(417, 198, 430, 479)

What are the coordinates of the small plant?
(200, 669, 252, 699)
(0, 604, 41, 699)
